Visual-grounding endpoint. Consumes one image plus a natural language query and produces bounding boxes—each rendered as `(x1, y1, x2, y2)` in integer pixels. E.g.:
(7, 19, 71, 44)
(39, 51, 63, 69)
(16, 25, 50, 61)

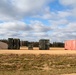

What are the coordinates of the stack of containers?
(8, 38, 20, 50)
(39, 39, 50, 50)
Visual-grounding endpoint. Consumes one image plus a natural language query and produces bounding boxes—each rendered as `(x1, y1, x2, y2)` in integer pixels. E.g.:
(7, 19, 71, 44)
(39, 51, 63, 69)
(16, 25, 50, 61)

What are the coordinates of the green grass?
(0, 54, 76, 75)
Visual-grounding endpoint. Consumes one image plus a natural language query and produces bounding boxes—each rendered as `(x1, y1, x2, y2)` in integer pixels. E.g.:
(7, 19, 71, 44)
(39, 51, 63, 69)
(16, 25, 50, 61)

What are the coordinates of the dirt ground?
(62, 73, 76, 75)
(0, 47, 76, 55)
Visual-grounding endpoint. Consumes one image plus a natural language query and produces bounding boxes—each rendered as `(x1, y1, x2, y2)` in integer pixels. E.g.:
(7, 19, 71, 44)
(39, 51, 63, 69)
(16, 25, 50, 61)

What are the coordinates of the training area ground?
(0, 47, 76, 75)
(0, 47, 76, 55)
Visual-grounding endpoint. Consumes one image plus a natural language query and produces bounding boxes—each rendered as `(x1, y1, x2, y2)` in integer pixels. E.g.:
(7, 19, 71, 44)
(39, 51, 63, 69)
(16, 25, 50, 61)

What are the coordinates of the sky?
(0, 0, 76, 42)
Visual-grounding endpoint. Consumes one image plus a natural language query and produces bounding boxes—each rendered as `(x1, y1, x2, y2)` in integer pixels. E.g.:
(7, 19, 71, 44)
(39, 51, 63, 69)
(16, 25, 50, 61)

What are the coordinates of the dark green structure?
(39, 39, 50, 50)
(17, 39, 20, 49)
(13, 39, 20, 49)
(28, 43, 33, 50)
(8, 38, 20, 50)
(8, 38, 14, 49)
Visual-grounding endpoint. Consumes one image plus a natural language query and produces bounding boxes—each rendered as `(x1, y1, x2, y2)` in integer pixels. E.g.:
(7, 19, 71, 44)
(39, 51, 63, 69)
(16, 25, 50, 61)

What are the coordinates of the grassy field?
(0, 54, 76, 75)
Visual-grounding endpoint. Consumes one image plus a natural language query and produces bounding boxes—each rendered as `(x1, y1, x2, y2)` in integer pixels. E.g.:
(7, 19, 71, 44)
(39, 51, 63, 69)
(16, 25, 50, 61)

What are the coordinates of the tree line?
(20, 41, 64, 47)
(0, 39, 64, 47)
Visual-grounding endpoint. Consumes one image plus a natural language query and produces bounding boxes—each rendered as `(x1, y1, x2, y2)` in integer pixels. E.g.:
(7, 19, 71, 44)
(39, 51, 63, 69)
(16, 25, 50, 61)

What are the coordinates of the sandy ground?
(62, 73, 76, 75)
(0, 47, 76, 55)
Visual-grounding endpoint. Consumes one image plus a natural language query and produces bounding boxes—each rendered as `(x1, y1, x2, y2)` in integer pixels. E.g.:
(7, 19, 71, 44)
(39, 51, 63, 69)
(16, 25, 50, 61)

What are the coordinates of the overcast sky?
(0, 0, 76, 42)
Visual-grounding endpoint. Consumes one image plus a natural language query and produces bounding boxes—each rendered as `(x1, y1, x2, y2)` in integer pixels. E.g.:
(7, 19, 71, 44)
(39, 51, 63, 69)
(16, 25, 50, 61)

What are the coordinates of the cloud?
(0, 21, 52, 41)
(49, 19, 69, 26)
(0, 0, 19, 21)
(59, 0, 76, 6)
(31, 0, 76, 42)
(34, 6, 71, 20)
(49, 22, 76, 42)
(12, 0, 50, 11)
(30, 20, 51, 32)
(0, 0, 53, 21)
(0, 21, 31, 31)
(59, 0, 76, 17)
(0, 0, 76, 42)
(0, 20, 76, 42)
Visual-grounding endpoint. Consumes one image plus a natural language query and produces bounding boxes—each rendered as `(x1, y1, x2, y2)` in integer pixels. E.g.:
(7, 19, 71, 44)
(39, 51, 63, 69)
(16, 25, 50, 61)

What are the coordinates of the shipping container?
(13, 39, 20, 49)
(8, 38, 20, 50)
(28, 43, 33, 50)
(39, 39, 50, 50)
(8, 38, 14, 49)
(65, 40, 76, 50)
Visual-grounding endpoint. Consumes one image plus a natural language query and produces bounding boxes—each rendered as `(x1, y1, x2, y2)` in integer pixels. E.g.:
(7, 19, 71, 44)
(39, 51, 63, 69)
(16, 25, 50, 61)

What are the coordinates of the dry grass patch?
(0, 54, 76, 75)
